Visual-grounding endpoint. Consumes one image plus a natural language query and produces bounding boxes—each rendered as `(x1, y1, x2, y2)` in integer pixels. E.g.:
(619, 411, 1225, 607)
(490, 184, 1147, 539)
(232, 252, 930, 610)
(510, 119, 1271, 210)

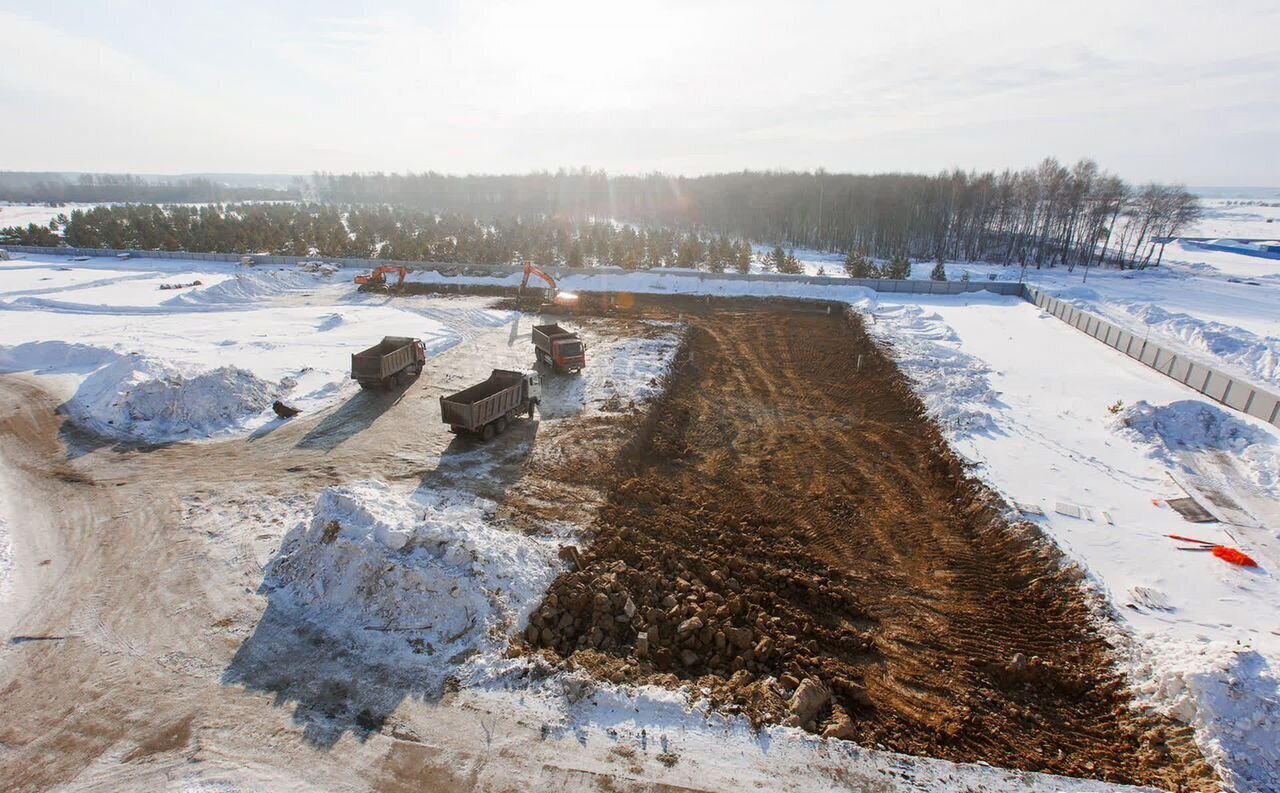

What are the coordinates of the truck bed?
(440, 369, 526, 430)
(532, 323, 574, 340)
(352, 336, 417, 381)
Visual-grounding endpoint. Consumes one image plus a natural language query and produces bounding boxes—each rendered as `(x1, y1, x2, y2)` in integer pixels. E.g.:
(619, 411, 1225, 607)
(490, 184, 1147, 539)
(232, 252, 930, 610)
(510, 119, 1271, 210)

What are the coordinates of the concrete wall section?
(1023, 288, 1280, 429)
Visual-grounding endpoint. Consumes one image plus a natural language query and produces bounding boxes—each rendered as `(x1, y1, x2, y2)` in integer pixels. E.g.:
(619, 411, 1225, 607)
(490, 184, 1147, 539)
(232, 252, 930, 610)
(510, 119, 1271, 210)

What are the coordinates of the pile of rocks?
(522, 526, 877, 733)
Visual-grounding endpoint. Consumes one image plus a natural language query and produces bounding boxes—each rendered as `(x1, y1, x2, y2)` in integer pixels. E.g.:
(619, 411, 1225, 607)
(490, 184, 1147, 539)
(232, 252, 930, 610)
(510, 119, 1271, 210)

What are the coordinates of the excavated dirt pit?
(515, 301, 1214, 791)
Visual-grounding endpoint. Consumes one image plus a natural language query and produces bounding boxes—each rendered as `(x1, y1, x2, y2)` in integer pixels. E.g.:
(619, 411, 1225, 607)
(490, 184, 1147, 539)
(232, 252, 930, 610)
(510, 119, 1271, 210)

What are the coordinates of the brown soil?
(520, 304, 1214, 791)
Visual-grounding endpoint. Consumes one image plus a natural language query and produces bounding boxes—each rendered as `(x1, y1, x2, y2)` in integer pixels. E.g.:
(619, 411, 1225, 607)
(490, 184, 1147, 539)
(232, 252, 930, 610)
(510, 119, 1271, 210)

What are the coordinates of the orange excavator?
(519, 262, 578, 308)
(354, 265, 408, 289)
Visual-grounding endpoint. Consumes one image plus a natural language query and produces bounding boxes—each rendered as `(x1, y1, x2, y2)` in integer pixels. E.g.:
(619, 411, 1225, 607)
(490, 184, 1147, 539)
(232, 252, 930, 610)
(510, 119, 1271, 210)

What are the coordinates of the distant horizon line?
(1, 168, 1277, 189)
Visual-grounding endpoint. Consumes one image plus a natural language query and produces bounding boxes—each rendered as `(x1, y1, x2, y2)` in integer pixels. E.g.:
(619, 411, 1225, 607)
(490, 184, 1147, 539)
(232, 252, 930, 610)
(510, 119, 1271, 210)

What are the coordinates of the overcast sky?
(1, 1, 1277, 184)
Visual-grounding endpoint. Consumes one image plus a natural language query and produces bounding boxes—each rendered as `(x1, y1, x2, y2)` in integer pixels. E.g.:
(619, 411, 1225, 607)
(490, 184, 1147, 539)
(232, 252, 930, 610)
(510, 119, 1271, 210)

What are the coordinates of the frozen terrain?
(738, 200, 1280, 393)
(266, 479, 566, 693)
(0, 201, 103, 230)
(862, 292, 1280, 792)
(0, 257, 458, 442)
(2, 196, 1277, 791)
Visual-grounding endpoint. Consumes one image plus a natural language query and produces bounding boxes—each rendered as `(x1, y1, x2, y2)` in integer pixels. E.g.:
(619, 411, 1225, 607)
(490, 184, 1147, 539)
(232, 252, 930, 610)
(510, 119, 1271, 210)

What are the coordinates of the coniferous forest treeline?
(2, 158, 1199, 272)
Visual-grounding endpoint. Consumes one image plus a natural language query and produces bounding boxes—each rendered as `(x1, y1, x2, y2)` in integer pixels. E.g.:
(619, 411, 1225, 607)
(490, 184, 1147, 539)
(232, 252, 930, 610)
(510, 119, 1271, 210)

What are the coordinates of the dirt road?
(524, 304, 1213, 791)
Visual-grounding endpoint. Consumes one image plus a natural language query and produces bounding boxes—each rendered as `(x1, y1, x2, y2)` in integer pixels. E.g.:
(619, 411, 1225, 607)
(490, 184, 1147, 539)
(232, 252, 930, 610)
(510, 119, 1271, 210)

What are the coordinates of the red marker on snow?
(1166, 535, 1258, 568)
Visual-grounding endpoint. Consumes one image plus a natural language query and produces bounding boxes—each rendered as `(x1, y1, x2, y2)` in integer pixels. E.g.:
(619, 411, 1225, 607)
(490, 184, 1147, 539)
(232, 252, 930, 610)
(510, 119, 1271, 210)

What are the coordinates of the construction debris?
(272, 400, 301, 419)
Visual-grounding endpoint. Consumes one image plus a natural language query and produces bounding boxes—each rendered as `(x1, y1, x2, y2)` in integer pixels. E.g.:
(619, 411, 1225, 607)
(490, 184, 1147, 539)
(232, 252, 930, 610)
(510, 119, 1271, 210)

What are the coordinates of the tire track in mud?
(523, 305, 1215, 791)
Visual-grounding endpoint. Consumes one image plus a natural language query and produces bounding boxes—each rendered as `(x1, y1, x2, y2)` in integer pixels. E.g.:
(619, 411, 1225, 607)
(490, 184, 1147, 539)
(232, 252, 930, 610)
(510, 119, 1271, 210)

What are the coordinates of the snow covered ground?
(1186, 197, 1280, 240)
(0, 256, 462, 442)
(0, 201, 102, 230)
(862, 293, 1280, 792)
(3, 208, 1278, 789)
(909, 253, 1280, 395)
(736, 199, 1280, 396)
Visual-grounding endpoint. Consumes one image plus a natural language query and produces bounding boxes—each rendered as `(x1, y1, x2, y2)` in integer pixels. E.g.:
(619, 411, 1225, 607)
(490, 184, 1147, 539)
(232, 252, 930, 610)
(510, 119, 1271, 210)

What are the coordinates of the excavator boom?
(354, 265, 408, 288)
(520, 262, 578, 307)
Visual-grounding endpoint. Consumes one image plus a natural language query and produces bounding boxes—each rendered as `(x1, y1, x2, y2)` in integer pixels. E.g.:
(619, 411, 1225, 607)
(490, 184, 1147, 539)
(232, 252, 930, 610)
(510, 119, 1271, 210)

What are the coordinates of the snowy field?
(0, 256, 455, 442)
(861, 293, 1279, 791)
(905, 250, 1280, 395)
(2, 198, 1278, 790)
(0, 201, 101, 230)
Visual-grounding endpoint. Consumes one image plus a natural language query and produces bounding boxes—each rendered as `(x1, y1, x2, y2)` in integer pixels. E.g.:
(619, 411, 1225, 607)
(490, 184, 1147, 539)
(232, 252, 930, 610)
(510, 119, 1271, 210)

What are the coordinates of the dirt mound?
(525, 472, 876, 729)
(521, 306, 1215, 791)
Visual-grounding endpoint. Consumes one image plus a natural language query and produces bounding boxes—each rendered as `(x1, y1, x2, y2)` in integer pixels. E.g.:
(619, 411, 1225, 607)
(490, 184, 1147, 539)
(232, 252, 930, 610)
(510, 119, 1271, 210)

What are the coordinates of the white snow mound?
(1125, 637, 1280, 792)
(0, 340, 287, 442)
(265, 480, 561, 678)
(867, 303, 1002, 438)
(74, 356, 283, 442)
(1116, 400, 1279, 495)
(165, 269, 327, 306)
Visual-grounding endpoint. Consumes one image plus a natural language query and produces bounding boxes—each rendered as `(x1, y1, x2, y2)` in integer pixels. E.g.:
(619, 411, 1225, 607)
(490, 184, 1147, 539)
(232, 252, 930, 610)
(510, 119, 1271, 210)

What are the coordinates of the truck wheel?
(496, 416, 508, 435)
(481, 423, 496, 442)
(359, 381, 373, 390)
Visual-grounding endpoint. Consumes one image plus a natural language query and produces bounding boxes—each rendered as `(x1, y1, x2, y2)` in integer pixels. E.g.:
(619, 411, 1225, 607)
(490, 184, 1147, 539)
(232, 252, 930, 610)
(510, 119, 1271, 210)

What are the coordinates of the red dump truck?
(532, 323, 586, 373)
(440, 369, 541, 442)
(351, 336, 426, 389)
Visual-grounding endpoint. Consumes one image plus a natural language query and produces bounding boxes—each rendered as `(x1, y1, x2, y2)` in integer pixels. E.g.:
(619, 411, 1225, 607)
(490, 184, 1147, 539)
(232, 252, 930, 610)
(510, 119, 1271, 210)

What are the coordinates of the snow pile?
(71, 356, 284, 442)
(1, 340, 287, 442)
(299, 261, 341, 275)
(1124, 637, 1280, 792)
(1120, 303, 1279, 388)
(1117, 400, 1279, 495)
(165, 269, 330, 306)
(866, 302, 1003, 437)
(314, 312, 344, 331)
(265, 480, 562, 681)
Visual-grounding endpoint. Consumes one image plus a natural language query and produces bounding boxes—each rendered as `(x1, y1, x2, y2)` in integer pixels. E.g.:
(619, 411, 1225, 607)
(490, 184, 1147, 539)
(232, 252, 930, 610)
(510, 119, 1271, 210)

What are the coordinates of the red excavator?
(354, 265, 408, 289)
(519, 262, 578, 308)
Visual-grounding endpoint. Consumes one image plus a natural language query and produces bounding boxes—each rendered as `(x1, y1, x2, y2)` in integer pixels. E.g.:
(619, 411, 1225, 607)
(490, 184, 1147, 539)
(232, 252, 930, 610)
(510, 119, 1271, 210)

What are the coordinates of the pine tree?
(735, 242, 753, 274)
(887, 253, 911, 280)
(779, 248, 803, 274)
(844, 248, 872, 278)
(566, 241, 584, 269)
(930, 257, 947, 281)
(706, 241, 725, 273)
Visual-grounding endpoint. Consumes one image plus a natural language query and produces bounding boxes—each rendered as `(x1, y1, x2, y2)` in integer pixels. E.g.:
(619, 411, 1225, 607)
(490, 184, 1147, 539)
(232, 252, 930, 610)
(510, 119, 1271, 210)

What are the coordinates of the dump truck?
(351, 336, 427, 389)
(532, 324, 586, 373)
(440, 369, 541, 441)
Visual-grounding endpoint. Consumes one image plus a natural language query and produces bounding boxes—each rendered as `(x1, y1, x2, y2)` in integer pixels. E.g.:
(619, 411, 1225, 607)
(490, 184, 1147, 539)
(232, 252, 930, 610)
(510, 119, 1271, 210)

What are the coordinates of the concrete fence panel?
(1203, 374, 1231, 402)
(1023, 286, 1280, 428)
(1250, 392, 1280, 425)
(1139, 344, 1161, 367)
(1225, 384, 1253, 412)
(1187, 362, 1207, 387)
